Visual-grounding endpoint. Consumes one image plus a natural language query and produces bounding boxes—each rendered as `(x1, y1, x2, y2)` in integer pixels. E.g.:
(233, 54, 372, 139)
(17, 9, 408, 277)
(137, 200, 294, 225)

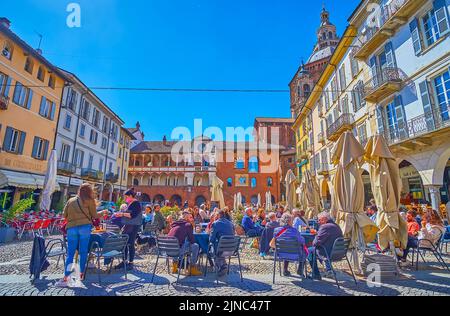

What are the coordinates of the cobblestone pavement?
(1, 236, 449, 296)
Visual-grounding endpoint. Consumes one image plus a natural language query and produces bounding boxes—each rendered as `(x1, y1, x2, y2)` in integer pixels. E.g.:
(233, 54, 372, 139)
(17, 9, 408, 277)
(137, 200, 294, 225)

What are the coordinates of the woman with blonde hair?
(56, 183, 107, 287)
(418, 209, 446, 249)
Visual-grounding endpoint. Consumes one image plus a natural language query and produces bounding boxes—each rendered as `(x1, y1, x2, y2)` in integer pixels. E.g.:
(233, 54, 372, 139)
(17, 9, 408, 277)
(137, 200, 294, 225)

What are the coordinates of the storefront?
(399, 165, 425, 204)
(440, 162, 450, 204)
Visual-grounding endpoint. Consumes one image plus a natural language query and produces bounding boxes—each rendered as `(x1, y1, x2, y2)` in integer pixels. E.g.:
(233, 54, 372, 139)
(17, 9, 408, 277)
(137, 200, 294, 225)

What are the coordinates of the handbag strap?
(275, 227, 288, 239)
(76, 197, 93, 223)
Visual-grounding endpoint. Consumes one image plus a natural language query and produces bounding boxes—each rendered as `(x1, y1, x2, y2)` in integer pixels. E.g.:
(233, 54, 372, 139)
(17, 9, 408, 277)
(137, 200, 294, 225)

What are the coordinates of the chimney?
(163, 135, 167, 145)
(0, 18, 11, 29)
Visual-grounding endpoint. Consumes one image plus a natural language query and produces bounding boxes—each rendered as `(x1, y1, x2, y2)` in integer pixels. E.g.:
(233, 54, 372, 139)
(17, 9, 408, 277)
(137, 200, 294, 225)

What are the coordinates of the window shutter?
(384, 42, 397, 68)
(370, 56, 378, 86)
(50, 102, 56, 120)
(39, 96, 47, 116)
(32, 137, 39, 158)
(434, 0, 450, 36)
(418, 80, 435, 131)
(4, 77, 12, 97)
(18, 131, 26, 155)
(409, 19, 423, 55)
(26, 90, 33, 109)
(3, 127, 13, 151)
(43, 140, 49, 160)
(12, 83, 21, 104)
(376, 106, 385, 135)
(394, 95, 408, 139)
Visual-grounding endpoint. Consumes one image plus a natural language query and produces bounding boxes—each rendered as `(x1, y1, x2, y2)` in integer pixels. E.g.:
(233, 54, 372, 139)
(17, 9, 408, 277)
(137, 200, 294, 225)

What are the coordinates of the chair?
(315, 238, 357, 289)
(411, 233, 449, 271)
(30, 235, 67, 283)
(204, 236, 242, 283)
(151, 236, 189, 284)
(273, 237, 306, 284)
(86, 234, 129, 284)
(440, 226, 450, 254)
(40, 219, 52, 236)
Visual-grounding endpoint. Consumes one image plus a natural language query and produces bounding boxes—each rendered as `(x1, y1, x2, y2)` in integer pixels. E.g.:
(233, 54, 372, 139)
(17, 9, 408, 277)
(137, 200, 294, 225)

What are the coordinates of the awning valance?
(0, 170, 60, 191)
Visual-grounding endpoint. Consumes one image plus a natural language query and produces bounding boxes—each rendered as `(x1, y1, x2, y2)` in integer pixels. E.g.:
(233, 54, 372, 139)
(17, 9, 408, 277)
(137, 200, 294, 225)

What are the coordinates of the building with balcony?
(116, 127, 135, 195)
(55, 69, 124, 202)
(349, 0, 450, 209)
(0, 18, 69, 206)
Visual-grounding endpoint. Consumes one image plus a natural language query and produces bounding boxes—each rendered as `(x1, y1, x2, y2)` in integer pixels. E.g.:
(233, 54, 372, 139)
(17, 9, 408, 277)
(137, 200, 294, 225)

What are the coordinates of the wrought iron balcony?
(364, 67, 403, 103)
(0, 95, 9, 110)
(298, 144, 311, 160)
(57, 161, 76, 175)
(105, 173, 119, 183)
(354, 0, 427, 60)
(81, 168, 103, 180)
(326, 113, 355, 142)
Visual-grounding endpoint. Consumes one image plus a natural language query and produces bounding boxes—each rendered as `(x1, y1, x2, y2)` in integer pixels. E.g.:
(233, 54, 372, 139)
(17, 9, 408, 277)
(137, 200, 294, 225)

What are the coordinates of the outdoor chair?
(314, 237, 357, 289)
(273, 237, 307, 284)
(40, 219, 52, 236)
(51, 218, 65, 234)
(86, 234, 129, 284)
(30, 235, 67, 283)
(410, 233, 449, 272)
(440, 226, 450, 254)
(204, 236, 242, 283)
(151, 236, 190, 284)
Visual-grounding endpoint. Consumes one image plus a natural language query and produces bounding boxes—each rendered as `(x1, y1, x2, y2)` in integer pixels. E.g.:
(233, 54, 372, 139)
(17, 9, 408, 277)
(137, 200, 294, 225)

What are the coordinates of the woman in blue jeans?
(56, 183, 107, 287)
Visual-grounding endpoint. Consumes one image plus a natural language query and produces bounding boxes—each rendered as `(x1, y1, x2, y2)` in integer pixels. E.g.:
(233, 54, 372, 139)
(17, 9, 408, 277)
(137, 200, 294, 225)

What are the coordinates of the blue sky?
(1, 0, 360, 140)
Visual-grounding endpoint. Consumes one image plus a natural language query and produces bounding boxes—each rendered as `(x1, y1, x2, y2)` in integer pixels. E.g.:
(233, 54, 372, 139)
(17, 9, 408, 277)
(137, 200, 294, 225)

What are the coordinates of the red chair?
(31, 219, 43, 236)
(40, 219, 52, 236)
(18, 221, 35, 240)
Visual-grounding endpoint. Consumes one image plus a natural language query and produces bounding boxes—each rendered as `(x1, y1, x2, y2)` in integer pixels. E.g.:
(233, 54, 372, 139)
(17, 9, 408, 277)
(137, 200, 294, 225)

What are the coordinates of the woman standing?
(114, 188, 142, 270)
(56, 183, 107, 287)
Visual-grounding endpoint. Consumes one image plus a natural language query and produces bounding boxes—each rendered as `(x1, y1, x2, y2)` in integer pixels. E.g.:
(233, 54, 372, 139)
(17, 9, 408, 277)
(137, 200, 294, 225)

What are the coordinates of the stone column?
(426, 185, 441, 211)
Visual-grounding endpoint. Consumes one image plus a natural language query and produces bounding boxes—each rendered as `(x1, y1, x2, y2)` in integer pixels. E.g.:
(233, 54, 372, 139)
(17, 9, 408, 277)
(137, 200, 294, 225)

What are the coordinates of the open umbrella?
(364, 135, 408, 252)
(332, 131, 378, 271)
(210, 175, 225, 209)
(285, 169, 297, 212)
(40, 149, 58, 211)
(303, 170, 322, 219)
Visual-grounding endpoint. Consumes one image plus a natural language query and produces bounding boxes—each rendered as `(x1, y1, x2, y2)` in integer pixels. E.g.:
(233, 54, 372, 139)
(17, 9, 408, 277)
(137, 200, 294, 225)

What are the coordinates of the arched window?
(235, 157, 245, 169)
(251, 177, 257, 188)
(2, 41, 13, 60)
(267, 177, 273, 187)
(133, 179, 139, 186)
(48, 74, 55, 89)
(248, 156, 259, 173)
(303, 84, 311, 98)
(24, 57, 34, 74)
(135, 160, 140, 167)
(322, 33, 326, 40)
(227, 177, 233, 187)
(37, 66, 45, 82)
(328, 31, 333, 39)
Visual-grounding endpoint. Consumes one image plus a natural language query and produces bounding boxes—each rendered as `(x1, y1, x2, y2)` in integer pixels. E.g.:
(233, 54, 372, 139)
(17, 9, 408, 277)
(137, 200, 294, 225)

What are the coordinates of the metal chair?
(411, 233, 449, 271)
(440, 226, 450, 254)
(204, 236, 242, 283)
(151, 236, 190, 284)
(315, 238, 357, 289)
(86, 234, 129, 284)
(273, 237, 306, 284)
(31, 235, 66, 283)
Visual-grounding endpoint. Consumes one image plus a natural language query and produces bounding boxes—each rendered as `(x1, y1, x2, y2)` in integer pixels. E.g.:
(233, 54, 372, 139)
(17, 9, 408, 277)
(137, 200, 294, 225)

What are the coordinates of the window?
(324, 90, 330, 110)
(102, 117, 109, 133)
(248, 156, 259, 173)
(0, 72, 11, 97)
(75, 149, 84, 168)
(422, 10, 441, 46)
(267, 177, 273, 187)
(90, 130, 98, 145)
(24, 57, 34, 74)
(342, 94, 349, 113)
(433, 70, 450, 122)
(67, 88, 78, 111)
(110, 142, 115, 154)
(352, 81, 366, 112)
(12, 82, 33, 109)
(118, 148, 122, 159)
(39, 97, 56, 120)
(235, 157, 245, 169)
(37, 66, 45, 82)
(238, 176, 247, 185)
(421, 2, 450, 48)
(60, 144, 71, 163)
(2, 41, 13, 60)
(48, 75, 55, 89)
(109, 162, 113, 173)
(79, 123, 86, 138)
(31, 137, 49, 160)
(350, 54, 359, 78)
(2, 127, 25, 154)
(303, 84, 311, 99)
(339, 65, 347, 92)
(358, 123, 367, 144)
(125, 151, 128, 162)
(251, 177, 257, 188)
(88, 154, 94, 169)
(110, 124, 118, 140)
(99, 158, 104, 172)
(331, 76, 338, 102)
(227, 177, 233, 187)
(64, 114, 72, 130)
(81, 99, 91, 121)
(92, 108, 100, 128)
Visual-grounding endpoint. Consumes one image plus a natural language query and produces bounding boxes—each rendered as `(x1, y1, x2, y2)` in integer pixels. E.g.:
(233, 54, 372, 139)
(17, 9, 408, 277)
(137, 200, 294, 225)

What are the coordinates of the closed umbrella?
(303, 170, 322, 219)
(40, 150, 58, 211)
(233, 193, 237, 211)
(266, 191, 273, 212)
(257, 193, 262, 208)
(332, 131, 378, 271)
(364, 135, 408, 251)
(285, 169, 297, 212)
(237, 192, 243, 209)
(210, 175, 225, 209)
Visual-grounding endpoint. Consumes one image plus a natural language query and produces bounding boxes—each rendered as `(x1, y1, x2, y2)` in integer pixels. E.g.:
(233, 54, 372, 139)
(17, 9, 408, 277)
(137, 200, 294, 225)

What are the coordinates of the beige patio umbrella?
(265, 191, 273, 211)
(364, 135, 408, 251)
(296, 184, 305, 211)
(40, 149, 58, 211)
(233, 193, 238, 211)
(210, 175, 225, 209)
(257, 193, 262, 208)
(304, 171, 323, 219)
(285, 169, 297, 211)
(332, 131, 379, 270)
(237, 192, 243, 209)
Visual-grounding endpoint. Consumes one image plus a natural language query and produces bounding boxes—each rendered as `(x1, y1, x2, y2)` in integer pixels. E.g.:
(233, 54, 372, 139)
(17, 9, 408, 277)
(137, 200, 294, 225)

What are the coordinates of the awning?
(297, 159, 309, 167)
(0, 169, 60, 191)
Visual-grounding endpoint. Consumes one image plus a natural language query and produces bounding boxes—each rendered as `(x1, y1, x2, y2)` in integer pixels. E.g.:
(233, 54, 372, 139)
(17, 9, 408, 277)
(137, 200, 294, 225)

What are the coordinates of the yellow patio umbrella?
(210, 175, 226, 209)
(303, 170, 322, 219)
(296, 183, 305, 211)
(364, 135, 408, 251)
(332, 131, 379, 269)
(285, 169, 297, 211)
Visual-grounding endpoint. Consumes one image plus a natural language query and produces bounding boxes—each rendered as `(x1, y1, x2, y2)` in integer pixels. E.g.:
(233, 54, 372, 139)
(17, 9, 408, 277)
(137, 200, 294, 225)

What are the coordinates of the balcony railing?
(57, 161, 76, 175)
(298, 144, 311, 160)
(354, 0, 426, 59)
(0, 95, 9, 110)
(81, 168, 103, 180)
(318, 132, 326, 144)
(105, 173, 119, 183)
(386, 104, 450, 146)
(364, 67, 402, 102)
(317, 163, 330, 176)
(326, 113, 355, 142)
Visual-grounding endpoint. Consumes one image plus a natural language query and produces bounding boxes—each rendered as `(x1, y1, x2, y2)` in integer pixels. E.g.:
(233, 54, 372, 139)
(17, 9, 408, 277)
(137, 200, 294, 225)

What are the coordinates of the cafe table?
(300, 232, 316, 247)
(89, 230, 117, 265)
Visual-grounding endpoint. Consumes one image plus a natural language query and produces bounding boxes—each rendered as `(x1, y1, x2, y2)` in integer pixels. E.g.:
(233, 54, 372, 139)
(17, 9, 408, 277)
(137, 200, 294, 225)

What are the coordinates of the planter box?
(0, 227, 16, 243)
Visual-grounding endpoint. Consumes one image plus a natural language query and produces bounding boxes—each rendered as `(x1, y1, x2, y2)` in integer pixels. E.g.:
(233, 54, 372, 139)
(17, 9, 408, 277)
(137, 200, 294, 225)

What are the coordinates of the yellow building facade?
(0, 18, 68, 205)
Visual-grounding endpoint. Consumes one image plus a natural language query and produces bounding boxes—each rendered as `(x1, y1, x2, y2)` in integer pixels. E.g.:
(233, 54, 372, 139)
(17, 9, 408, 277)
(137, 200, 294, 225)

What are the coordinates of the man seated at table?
(292, 209, 308, 231)
(209, 209, 235, 276)
(167, 211, 202, 276)
(242, 208, 262, 237)
(400, 210, 420, 263)
(259, 212, 280, 257)
(151, 204, 166, 233)
(308, 211, 343, 280)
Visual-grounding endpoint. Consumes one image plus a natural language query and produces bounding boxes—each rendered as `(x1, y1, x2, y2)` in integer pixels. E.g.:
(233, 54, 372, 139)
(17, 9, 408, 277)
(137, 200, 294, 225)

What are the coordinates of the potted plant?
(0, 196, 35, 243)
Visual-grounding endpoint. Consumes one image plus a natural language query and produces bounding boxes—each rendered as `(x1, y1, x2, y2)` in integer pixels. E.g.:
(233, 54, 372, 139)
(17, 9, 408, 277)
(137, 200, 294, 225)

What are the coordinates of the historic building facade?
(0, 18, 68, 206)
(116, 127, 135, 195)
